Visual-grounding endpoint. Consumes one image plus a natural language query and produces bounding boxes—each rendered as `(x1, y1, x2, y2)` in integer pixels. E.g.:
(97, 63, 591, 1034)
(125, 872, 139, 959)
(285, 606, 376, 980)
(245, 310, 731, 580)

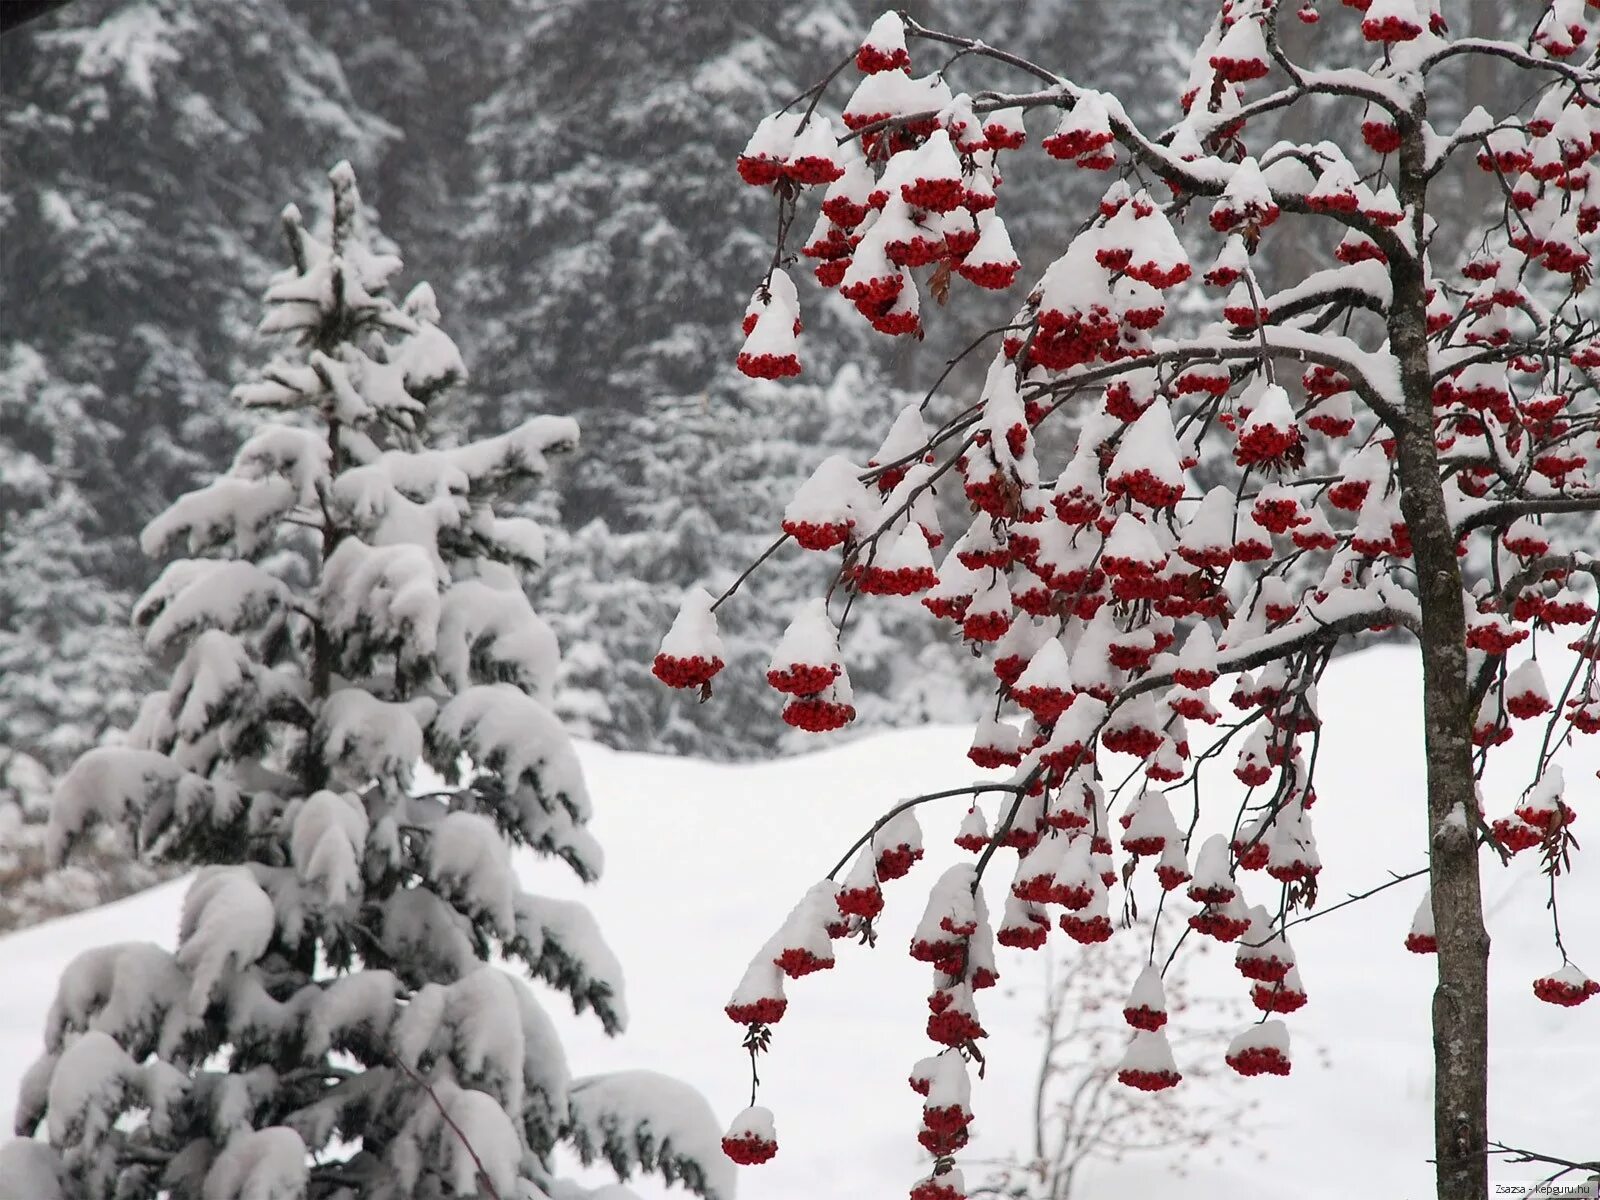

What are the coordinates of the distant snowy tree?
(462, 0, 867, 446)
(660, 6, 1600, 1200)
(0, 343, 165, 930)
(0, 0, 394, 569)
(3, 164, 727, 1200)
(0, 344, 141, 786)
(290, 0, 504, 292)
(972, 917, 1262, 1200)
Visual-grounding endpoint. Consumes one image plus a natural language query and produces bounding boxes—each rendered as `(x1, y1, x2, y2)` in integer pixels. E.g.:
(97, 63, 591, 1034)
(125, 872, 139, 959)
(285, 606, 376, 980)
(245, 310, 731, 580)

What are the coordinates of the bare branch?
(1455, 496, 1600, 539)
(1487, 1140, 1600, 1180)
(825, 782, 1029, 880)
(1423, 40, 1600, 101)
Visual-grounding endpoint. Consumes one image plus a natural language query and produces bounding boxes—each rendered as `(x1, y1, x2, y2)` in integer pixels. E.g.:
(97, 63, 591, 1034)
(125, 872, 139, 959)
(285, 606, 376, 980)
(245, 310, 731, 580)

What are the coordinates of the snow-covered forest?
(2, 1, 1599, 1198)
(2, 0, 1202, 925)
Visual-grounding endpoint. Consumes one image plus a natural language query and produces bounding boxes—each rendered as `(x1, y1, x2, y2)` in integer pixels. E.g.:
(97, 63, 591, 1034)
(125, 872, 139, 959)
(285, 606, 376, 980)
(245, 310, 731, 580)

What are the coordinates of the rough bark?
(1392, 97, 1491, 1200)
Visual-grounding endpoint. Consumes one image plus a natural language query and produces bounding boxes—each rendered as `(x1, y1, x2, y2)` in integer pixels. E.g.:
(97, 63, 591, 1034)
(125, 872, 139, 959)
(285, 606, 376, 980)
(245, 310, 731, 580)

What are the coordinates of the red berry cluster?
(650, 653, 723, 689)
(721, 1131, 778, 1166)
(1226, 1044, 1292, 1076)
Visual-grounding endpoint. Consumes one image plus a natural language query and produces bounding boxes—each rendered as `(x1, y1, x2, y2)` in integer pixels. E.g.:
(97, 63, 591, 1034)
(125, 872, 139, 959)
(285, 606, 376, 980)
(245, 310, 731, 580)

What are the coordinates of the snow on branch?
(509, 894, 627, 1034)
(566, 1071, 735, 1200)
(440, 416, 580, 494)
(47, 747, 239, 867)
(134, 559, 294, 657)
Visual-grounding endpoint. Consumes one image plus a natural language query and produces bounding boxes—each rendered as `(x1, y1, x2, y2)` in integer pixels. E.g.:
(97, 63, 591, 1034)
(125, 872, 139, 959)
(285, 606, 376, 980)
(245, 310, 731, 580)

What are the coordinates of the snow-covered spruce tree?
(2, 164, 727, 1200)
(0, 345, 141, 778)
(654, 6, 1600, 1198)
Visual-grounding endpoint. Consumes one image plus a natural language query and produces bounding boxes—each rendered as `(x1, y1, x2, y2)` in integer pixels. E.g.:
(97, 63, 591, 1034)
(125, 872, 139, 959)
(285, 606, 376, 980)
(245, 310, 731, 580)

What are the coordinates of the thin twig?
(826, 782, 1029, 879)
(1487, 1139, 1600, 1180)
(1241, 866, 1429, 945)
(711, 532, 791, 612)
(384, 1043, 504, 1200)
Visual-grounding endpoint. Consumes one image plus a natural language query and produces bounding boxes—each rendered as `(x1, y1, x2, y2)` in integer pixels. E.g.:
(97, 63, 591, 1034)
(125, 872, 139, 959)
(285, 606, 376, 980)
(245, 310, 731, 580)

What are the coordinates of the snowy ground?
(2, 644, 1597, 1198)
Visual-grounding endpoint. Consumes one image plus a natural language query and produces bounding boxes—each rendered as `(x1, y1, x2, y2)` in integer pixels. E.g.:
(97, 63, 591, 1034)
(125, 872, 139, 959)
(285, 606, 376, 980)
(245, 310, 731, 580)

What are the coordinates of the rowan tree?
(653, 4, 1600, 1198)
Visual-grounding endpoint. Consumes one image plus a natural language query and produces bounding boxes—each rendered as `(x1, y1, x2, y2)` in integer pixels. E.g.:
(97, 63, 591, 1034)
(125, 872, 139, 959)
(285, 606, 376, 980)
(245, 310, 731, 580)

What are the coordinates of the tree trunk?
(1392, 101, 1491, 1200)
